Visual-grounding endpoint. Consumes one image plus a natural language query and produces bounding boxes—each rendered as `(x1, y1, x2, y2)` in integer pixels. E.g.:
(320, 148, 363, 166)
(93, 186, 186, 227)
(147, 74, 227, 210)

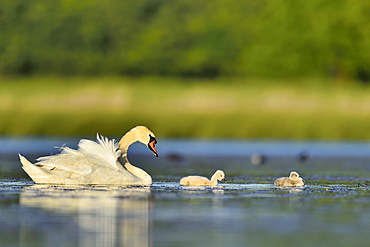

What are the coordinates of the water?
(0, 137, 370, 247)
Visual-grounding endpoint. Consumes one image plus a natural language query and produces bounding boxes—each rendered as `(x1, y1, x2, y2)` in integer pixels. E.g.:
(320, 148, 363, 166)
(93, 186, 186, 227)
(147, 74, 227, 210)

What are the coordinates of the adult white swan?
(18, 126, 159, 185)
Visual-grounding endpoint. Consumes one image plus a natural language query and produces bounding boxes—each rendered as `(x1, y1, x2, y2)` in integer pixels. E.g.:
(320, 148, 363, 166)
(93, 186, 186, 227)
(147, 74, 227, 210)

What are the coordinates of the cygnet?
(180, 170, 226, 186)
(274, 171, 305, 187)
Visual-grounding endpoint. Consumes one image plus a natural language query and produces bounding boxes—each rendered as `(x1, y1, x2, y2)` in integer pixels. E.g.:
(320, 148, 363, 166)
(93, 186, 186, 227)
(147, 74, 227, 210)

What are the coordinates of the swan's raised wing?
(36, 147, 93, 175)
(77, 134, 121, 170)
(35, 134, 120, 177)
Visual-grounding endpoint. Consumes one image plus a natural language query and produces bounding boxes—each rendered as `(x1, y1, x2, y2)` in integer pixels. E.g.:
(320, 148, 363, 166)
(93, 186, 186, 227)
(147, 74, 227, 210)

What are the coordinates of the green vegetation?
(1, 76, 369, 139)
(0, 0, 369, 81)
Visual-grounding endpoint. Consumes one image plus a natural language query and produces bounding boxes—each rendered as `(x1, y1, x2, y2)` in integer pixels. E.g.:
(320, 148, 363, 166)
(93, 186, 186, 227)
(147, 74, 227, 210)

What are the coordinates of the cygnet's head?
(214, 170, 226, 181)
(289, 171, 300, 179)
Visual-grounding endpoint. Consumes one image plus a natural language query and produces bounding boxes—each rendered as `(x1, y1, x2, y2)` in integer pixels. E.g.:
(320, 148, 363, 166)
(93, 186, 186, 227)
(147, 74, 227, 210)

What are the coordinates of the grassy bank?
(0, 76, 369, 140)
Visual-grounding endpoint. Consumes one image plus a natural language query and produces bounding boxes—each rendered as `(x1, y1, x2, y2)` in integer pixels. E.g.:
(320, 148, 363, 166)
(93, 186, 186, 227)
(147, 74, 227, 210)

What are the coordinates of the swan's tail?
(18, 154, 47, 183)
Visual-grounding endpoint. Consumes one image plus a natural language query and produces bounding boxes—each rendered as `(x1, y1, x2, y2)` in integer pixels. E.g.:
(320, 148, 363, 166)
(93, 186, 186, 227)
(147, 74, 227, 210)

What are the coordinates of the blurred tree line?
(0, 0, 369, 82)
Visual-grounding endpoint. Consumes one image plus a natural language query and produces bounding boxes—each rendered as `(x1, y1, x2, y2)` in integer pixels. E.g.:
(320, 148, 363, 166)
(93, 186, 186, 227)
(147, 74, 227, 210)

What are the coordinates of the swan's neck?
(118, 130, 152, 185)
(118, 130, 138, 156)
(209, 174, 218, 186)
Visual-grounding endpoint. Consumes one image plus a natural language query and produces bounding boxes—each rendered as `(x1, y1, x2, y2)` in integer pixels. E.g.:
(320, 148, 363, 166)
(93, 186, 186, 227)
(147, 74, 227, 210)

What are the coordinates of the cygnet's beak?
(148, 136, 159, 157)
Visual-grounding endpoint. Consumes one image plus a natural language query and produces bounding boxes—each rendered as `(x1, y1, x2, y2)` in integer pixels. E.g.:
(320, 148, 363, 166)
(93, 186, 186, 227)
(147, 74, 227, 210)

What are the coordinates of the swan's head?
(289, 171, 300, 179)
(214, 170, 226, 182)
(132, 126, 159, 157)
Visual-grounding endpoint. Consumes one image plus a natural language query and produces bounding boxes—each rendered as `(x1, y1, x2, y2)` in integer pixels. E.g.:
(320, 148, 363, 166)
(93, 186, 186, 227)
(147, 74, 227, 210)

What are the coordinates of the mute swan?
(274, 171, 305, 187)
(180, 170, 226, 186)
(18, 126, 158, 185)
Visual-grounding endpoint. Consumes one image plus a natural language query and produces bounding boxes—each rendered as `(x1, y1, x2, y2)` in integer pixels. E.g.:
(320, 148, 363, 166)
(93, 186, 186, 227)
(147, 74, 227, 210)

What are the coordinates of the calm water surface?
(0, 137, 369, 247)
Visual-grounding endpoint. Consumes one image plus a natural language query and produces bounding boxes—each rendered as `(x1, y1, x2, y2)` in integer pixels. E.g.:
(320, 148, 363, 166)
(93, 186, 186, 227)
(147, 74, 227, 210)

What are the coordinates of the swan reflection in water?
(20, 185, 152, 247)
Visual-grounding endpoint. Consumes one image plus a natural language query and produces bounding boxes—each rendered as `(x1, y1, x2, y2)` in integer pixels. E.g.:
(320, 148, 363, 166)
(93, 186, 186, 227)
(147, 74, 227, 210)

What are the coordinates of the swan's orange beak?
(148, 139, 158, 157)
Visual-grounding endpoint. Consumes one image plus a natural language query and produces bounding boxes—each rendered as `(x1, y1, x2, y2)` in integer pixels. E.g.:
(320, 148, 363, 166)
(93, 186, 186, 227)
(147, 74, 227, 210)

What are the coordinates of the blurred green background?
(0, 0, 369, 139)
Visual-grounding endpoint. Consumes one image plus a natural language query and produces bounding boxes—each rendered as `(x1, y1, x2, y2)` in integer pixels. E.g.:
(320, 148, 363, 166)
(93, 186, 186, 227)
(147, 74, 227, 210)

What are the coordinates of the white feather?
(77, 134, 121, 169)
(37, 145, 82, 162)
